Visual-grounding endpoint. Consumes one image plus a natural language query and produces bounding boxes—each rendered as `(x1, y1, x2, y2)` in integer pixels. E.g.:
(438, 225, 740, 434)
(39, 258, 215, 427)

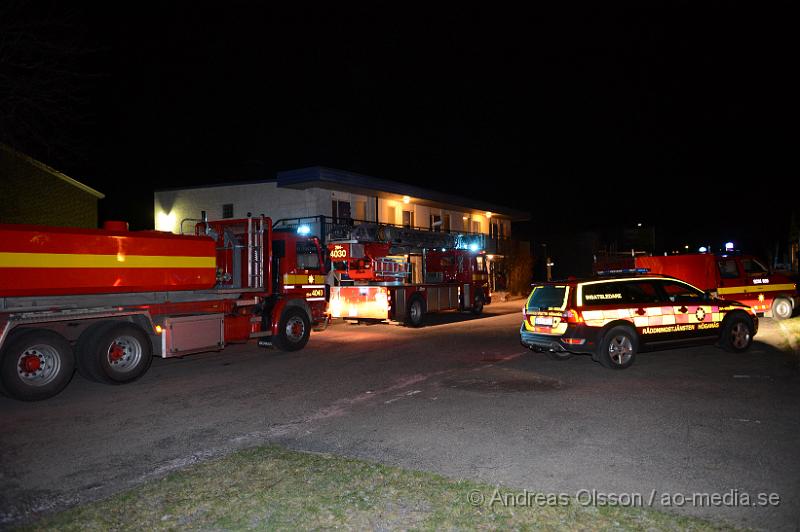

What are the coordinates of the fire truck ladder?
(247, 216, 265, 289)
(344, 223, 460, 251)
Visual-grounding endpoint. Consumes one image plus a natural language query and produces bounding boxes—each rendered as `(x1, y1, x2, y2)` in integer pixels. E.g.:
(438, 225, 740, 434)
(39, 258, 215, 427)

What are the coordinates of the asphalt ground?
(1, 300, 798, 530)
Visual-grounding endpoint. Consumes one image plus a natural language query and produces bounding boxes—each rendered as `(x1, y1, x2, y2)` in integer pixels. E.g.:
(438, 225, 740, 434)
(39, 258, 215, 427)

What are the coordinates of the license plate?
(534, 316, 553, 326)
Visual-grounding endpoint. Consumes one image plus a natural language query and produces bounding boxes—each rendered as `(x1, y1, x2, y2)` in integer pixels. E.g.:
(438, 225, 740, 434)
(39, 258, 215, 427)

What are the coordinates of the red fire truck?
(326, 224, 491, 326)
(635, 253, 797, 320)
(0, 215, 328, 401)
(595, 252, 798, 320)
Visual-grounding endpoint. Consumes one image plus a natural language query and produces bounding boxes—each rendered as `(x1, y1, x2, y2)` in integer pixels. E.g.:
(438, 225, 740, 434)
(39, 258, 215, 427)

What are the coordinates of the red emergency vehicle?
(326, 224, 491, 326)
(0, 215, 328, 401)
(596, 252, 797, 320)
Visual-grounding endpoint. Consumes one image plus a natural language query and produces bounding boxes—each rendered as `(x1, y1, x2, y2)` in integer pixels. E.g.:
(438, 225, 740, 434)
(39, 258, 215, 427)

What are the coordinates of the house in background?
(0, 144, 104, 228)
(154, 166, 530, 292)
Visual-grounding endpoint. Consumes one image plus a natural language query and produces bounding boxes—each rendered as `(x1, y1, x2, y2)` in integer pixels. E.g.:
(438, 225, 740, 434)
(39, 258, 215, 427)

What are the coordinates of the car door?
(654, 279, 717, 341)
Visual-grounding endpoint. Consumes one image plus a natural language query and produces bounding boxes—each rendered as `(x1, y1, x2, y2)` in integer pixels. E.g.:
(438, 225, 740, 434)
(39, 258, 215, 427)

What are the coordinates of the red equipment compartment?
(0, 223, 217, 297)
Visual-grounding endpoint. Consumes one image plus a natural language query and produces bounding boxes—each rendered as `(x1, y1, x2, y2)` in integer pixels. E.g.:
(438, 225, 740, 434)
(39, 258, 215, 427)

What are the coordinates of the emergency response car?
(520, 273, 758, 369)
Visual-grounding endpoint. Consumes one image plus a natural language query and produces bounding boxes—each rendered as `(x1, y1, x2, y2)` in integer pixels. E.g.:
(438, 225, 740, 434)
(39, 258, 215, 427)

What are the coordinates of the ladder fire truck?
(0, 215, 328, 401)
(326, 223, 491, 326)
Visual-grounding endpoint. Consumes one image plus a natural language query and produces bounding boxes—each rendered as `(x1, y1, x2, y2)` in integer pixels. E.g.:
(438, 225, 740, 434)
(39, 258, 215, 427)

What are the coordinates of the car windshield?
(526, 285, 568, 311)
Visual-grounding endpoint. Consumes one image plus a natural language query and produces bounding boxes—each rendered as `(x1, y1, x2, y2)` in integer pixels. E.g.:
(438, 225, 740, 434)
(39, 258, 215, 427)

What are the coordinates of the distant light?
(462, 216, 469, 221)
(297, 225, 311, 235)
(684, 245, 689, 250)
(469, 243, 479, 252)
(725, 242, 734, 251)
(637, 223, 642, 227)
(402, 195, 411, 204)
(485, 211, 493, 218)
(699, 246, 708, 253)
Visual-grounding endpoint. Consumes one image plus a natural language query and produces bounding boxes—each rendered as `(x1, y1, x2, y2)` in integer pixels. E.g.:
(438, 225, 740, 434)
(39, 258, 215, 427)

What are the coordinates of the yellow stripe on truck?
(0, 252, 215, 269)
(717, 283, 796, 295)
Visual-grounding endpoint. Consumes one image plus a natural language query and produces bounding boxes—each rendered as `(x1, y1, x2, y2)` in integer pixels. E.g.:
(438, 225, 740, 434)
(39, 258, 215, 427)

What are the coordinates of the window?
(656, 280, 705, 303)
(471, 220, 480, 234)
(430, 214, 442, 232)
(332, 200, 351, 223)
(622, 281, 659, 304)
(222, 203, 234, 219)
(741, 258, 768, 275)
(296, 241, 320, 270)
(403, 210, 414, 228)
(582, 282, 626, 306)
(475, 255, 486, 273)
(443, 214, 451, 232)
(526, 285, 568, 311)
(717, 259, 739, 279)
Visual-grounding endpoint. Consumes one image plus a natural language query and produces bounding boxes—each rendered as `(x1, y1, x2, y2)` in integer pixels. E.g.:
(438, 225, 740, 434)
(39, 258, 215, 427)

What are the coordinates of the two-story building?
(154, 166, 529, 291)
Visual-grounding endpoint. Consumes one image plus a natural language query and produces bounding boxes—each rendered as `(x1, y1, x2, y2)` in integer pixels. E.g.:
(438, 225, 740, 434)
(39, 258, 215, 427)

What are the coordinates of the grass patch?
(22, 445, 732, 531)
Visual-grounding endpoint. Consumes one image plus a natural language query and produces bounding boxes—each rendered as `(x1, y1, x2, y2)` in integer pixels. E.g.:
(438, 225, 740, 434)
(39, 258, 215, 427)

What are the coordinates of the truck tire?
(273, 307, 310, 351)
(405, 295, 426, 327)
(0, 329, 75, 401)
(77, 322, 153, 384)
(597, 325, 638, 369)
(772, 297, 793, 320)
(720, 313, 754, 352)
(471, 292, 485, 315)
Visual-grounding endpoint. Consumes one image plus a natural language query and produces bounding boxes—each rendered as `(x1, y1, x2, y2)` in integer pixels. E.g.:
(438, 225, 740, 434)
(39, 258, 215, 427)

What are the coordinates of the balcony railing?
(272, 215, 511, 255)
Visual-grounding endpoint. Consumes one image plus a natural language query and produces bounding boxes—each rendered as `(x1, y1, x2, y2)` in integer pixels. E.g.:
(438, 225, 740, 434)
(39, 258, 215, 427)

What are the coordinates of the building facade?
(154, 167, 529, 291)
(0, 144, 104, 228)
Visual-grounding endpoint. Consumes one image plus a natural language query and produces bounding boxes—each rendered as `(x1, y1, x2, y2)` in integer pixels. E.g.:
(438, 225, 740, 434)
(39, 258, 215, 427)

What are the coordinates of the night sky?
(2, 3, 795, 259)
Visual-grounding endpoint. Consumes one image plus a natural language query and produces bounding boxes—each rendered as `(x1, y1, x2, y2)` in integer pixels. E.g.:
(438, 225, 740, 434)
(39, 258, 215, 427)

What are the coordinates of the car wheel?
(720, 314, 754, 352)
(598, 325, 637, 369)
(772, 298, 793, 320)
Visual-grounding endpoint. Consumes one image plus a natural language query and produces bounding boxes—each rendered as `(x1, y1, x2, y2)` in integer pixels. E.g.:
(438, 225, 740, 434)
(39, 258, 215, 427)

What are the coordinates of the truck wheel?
(597, 325, 637, 369)
(78, 322, 153, 384)
(0, 329, 75, 401)
(772, 298, 793, 320)
(720, 314, 754, 352)
(471, 292, 485, 315)
(405, 296, 426, 327)
(273, 307, 310, 351)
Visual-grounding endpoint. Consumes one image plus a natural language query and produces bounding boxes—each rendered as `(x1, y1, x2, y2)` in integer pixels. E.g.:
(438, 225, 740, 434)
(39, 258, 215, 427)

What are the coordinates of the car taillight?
(562, 309, 583, 324)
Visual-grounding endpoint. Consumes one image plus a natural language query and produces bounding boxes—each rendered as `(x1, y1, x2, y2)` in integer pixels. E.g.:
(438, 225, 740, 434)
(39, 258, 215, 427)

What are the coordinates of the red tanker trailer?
(0, 215, 328, 401)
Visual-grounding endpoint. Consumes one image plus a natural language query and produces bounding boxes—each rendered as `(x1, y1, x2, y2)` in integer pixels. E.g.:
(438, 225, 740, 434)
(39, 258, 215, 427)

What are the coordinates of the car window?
(656, 280, 705, 303)
(527, 285, 568, 311)
(582, 282, 625, 306)
(582, 281, 659, 306)
(622, 281, 660, 304)
(717, 259, 739, 279)
(741, 258, 768, 275)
